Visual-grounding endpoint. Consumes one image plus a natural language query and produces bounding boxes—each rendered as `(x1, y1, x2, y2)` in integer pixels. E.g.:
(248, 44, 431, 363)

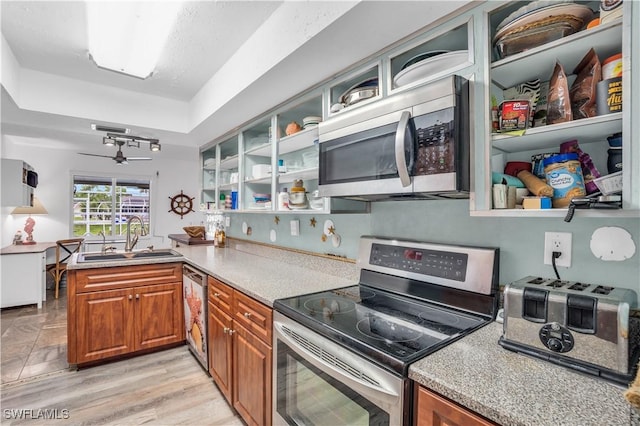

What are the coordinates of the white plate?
(288, 203, 308, 210)
(400, 50, 450, 71)
(393, 51, 470, 88)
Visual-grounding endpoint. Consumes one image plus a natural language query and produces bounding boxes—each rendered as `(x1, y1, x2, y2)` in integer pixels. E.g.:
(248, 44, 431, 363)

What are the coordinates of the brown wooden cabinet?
(208, 300, 233, 402)
(68, 263, 184, 366)
(207, 276, 272, 426)
(414, 383, 496, 426)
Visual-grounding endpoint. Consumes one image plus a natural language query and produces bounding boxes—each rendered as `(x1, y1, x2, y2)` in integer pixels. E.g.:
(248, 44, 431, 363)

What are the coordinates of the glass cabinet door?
(276, 95, 324, 212)
(243, 117, 272, 211)
(218, 136, 239, 210)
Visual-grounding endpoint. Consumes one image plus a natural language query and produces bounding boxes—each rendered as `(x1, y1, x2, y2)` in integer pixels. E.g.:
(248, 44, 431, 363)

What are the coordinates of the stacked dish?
(493, 1, 594, 59)
(341, 77, 379, 107)
(251, 193, 271, 210)
(288, 187, 307, 209)
(393, 50, 469, 88)
(302, 116, 322, 129)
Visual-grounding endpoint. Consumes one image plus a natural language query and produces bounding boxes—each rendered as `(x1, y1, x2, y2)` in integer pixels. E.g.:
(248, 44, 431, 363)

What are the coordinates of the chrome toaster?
(499, 276, 638, 385)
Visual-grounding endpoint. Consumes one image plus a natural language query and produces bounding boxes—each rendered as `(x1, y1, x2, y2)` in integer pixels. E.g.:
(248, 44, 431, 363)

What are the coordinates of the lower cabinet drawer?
(208, 276, 233, 314)
(233, 290, 272, 345)
(74, 263, 182, 293)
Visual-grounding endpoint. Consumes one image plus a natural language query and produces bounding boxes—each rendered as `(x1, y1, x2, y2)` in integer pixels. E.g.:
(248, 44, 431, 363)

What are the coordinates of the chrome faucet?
(98, 230, 116, 254)
(125, 216, 147, 252)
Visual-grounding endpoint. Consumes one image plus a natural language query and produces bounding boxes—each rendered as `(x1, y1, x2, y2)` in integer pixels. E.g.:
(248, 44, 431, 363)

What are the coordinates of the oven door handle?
(395, 110, 412, 188)
(275, 321, 400, 399)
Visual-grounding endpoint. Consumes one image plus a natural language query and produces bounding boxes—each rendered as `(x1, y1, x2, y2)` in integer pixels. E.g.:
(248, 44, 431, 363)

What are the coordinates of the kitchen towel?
(625, 361, 640, 409)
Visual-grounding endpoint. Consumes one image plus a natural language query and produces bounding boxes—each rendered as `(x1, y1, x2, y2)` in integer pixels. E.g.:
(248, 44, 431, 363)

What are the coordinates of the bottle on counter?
(278, 188, 289, 211)
(216, 224, 226, 248)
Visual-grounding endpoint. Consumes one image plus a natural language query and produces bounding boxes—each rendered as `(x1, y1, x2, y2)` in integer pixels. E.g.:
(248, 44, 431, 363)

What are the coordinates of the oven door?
(273, 312, 405, 426)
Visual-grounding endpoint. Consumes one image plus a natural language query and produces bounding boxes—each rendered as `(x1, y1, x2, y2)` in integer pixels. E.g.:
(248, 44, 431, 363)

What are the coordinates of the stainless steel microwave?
(318, 75, 470, 201)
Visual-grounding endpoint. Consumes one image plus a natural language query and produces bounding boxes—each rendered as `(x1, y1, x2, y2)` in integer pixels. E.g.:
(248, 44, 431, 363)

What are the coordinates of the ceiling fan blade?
(127, 157, 153, 161)
(78, 152, 115, 159)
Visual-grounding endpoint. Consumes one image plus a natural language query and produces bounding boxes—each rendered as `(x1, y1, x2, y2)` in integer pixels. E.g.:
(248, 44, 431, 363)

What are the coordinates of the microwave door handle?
(395, 111, 412, 187)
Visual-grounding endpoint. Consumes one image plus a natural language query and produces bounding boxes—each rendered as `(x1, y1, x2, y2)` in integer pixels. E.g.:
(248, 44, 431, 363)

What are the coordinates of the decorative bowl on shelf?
(183, 226, 206, 238)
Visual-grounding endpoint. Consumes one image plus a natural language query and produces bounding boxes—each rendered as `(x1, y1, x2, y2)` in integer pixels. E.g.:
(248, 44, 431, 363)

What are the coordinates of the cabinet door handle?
(135, 294, 140, 300)
(244, 312, 252, 318)
(129, 294, 133, 300)
(228, 329, 235, 335)
(223, 327, 229, 334)
(214, 292, 220, 297)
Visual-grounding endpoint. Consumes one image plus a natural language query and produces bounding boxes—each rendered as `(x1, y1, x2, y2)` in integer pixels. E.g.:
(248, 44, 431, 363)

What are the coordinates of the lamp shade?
(11, 197, 48, 215)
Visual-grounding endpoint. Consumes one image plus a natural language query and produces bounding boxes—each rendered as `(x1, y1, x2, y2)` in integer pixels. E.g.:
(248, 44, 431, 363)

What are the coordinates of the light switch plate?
(290, 220, 300, 237)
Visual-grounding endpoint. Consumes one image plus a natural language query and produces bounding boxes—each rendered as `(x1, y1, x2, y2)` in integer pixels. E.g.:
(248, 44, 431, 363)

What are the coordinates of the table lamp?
(11, 197, 48, 245)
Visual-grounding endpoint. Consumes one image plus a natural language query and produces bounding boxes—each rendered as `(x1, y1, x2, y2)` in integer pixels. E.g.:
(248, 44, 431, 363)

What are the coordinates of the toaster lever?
(566, 295, 596, 334)
(522, 288, 548, 323)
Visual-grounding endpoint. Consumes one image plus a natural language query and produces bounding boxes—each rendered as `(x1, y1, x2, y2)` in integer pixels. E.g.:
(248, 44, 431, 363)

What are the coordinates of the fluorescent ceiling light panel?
(86, 1, 183, 79)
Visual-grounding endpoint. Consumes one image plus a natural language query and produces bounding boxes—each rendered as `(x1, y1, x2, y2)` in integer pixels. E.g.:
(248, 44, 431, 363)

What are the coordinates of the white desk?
(1, 242, 55, 309)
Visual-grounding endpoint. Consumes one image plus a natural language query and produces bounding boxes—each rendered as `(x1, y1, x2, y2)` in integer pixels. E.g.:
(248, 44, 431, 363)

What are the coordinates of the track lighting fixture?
(99, 133, 161, 152)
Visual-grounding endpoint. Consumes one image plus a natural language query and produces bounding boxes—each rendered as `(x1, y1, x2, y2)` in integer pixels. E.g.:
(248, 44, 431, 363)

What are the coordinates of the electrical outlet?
(544, 232, 572, 267)
(290, 220, 300, 237)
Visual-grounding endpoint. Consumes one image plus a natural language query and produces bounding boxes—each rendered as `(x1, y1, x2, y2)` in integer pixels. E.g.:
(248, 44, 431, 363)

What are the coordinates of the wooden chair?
(46, 238, 84, 299)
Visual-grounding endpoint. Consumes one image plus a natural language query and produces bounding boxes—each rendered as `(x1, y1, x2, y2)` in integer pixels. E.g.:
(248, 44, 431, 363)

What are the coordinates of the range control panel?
(369, 243, 468, 282)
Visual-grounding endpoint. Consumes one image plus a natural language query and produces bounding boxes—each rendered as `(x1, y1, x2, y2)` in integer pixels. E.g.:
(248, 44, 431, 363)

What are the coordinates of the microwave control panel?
(369, 243, 468, 282)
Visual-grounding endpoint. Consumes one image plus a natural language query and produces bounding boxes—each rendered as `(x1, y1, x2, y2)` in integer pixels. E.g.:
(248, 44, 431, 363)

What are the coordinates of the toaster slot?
(566, 295, 597, 334)
(522, 288, 548, 323)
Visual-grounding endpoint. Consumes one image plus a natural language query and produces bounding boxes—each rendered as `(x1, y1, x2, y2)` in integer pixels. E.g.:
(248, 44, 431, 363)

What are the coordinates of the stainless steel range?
(272, 236, 500, 426)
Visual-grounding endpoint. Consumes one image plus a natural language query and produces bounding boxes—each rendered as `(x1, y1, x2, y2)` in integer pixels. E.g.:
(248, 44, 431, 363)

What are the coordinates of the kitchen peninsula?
(65, 242, 638, 426)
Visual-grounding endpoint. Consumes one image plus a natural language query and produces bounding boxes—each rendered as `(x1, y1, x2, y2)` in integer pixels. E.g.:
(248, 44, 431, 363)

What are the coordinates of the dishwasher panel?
(183, 264, 208, 371)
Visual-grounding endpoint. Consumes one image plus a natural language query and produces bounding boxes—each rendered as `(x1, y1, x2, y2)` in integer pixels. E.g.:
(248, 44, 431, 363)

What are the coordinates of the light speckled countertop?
(410, 322, 636, 426)
(67, 244, 357, 307)
(67, 244, 638, 425)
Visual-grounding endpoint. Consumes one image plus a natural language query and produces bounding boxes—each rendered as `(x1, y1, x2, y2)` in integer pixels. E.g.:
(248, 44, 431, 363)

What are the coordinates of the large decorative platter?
(393, 50, 469, 88)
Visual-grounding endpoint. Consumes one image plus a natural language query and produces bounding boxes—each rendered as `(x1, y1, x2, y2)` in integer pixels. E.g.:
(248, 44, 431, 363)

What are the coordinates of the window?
(72, 175, 150, 238)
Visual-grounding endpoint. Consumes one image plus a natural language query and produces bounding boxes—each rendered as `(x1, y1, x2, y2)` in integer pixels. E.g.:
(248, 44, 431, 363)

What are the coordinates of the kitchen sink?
(77, 249, 183, 263)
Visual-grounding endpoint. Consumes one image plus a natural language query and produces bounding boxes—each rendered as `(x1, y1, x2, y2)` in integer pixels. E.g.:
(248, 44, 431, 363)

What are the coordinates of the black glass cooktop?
(274, 284, 487, 375)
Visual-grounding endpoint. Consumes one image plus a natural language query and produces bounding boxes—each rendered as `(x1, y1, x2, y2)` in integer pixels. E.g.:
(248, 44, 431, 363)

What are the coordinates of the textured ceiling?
(1, 1, 473, 151)
(1, 1, 282, 101)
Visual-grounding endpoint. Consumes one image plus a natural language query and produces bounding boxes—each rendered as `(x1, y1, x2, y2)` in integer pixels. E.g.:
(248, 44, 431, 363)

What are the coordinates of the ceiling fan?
(78, 140, 152, 165)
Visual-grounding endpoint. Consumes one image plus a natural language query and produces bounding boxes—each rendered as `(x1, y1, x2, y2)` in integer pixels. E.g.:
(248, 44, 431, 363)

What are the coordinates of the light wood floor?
(1, 288, 244, 425)
(1, 346, 244, 425)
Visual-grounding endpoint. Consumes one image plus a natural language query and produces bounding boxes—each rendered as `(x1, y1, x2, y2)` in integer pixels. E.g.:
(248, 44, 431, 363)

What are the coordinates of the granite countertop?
(409, 322, 635, 426)
(173, 245, 357, 306)
(67, 244, 357, 307)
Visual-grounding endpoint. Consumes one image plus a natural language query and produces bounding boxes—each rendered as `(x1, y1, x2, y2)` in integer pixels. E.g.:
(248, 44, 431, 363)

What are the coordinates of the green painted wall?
(226, 200, 640, 302)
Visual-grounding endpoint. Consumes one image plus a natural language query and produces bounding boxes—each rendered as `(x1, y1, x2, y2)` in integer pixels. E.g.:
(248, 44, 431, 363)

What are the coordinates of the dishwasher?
(183, 264, 208, 371)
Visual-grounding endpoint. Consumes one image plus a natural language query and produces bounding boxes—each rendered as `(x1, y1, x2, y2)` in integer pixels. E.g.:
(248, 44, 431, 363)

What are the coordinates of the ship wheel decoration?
(168, 190, 195, 219)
